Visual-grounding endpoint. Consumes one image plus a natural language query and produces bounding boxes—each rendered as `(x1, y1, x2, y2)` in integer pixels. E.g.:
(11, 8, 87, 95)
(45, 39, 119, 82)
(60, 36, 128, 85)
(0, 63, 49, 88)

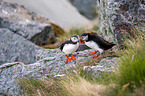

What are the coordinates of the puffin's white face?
(81, 35, 88, 41)
(71, 36, 79, 43)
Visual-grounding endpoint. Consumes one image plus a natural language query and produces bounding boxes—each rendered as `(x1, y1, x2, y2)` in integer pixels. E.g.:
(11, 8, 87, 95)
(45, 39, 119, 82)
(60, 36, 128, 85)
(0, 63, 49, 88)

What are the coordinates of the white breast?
(85, 41, 103, 53)
(62, 42, 79, 54)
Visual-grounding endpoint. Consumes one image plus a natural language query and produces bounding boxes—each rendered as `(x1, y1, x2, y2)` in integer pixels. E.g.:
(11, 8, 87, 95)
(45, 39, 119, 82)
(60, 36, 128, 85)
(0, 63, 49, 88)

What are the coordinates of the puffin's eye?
(74, 37, 77, 40)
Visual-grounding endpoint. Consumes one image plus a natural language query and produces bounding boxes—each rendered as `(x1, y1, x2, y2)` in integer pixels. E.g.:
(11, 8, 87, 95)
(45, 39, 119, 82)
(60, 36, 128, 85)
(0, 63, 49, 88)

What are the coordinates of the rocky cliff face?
(97, 0, 145, 47)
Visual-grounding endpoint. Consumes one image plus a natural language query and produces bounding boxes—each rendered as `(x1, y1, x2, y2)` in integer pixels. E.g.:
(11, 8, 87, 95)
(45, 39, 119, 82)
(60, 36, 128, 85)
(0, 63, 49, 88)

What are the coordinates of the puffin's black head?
(81, 33, 90, 41)
(70, 35, 79, 43)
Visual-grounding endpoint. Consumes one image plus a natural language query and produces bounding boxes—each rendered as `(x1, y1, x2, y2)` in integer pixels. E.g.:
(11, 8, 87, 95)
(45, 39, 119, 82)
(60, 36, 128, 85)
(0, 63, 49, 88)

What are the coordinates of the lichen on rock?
(97, 0, 145, 48)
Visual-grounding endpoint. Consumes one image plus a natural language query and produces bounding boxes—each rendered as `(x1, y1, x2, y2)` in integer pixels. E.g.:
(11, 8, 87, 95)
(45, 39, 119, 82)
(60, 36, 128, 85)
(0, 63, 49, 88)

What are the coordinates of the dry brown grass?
(62, 77, 106, 96)
(19, 76, 107, 96)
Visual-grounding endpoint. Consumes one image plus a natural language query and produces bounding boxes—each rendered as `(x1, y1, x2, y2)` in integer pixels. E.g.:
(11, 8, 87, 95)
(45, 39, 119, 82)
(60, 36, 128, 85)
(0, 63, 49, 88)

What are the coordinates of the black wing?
(90, 34, 115, 50)
(59, 40, 71, 51)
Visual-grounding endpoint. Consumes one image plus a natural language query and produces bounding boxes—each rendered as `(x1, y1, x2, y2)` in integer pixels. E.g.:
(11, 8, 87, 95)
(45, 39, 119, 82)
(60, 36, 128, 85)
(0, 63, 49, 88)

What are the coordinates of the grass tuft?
(19, 78, 68, 96)
(116, 36, 145, 90)
(62, 76, 106, 96)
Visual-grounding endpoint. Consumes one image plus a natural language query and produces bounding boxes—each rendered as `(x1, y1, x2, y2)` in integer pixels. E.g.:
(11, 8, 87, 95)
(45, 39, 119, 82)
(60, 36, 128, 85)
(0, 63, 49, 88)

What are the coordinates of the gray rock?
(68, 0, 97, 20)
(0, 28, 41, 64)
(0, 0, 48, 23)
(30, 25, 56, 46)
(0, 62, 25, 96)
(0, 0, 57, 46)
(0, 47, 118, 95)
(0, 28, 91, 65)
(9, 22, 56, 46)
(83, 57, 118, 78)
(96, 0, 145, 48)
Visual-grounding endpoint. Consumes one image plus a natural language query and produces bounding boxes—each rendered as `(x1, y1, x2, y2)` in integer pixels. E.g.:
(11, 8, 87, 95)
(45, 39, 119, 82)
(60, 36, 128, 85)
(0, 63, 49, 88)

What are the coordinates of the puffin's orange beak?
(79, 39, 83, 44)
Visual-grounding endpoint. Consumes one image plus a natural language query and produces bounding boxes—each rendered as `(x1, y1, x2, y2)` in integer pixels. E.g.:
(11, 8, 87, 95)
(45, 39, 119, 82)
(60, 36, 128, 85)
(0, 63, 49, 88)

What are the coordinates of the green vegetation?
(117, 37, 145, 88)
(102, 34, 145, 96)
(19, 28, 145, 96)
(19, 78, 68, 96)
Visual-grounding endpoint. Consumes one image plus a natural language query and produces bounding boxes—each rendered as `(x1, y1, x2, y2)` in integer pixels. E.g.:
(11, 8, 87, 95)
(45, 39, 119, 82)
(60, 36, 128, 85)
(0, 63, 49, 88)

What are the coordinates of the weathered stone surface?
(0, 48, 107, 95)
(83, 57, 118, 78)
(97, 0, 145, 47)
(30, 25, 56, 46)
(0, 62, 25, 96)
(0, 27, 93, 66)
(68, 0, 97, 20)
(0, 47, 118, 95)
(0, 0, 57, 46)
(0, 28, 41, 64)
(0, 0, 48, 23)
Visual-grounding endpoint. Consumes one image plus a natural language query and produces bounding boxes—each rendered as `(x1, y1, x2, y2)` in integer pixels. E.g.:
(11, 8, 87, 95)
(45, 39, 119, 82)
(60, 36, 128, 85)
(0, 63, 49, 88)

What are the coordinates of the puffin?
(80, 33, 116, 58)
(59, 35, 80, 63)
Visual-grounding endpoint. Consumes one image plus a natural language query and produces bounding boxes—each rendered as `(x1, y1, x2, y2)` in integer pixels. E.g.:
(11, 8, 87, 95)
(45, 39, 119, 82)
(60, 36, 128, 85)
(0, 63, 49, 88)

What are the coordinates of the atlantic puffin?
(59, 35, 80, 63)
(81, 33, 116, 58)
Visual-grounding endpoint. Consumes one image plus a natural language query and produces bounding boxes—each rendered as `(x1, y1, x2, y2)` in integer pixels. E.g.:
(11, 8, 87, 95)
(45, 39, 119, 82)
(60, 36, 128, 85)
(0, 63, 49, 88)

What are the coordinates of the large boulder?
(5, 0, 91, 30)
(0, 0, 57, 46)
(0, 28, 41, 64)
(0, 47, 118, 95)
(96, 0, 145, 47)
(0, 0, 48, 23)
(68, 0, 97, 20)
(0, 28, 91, 65)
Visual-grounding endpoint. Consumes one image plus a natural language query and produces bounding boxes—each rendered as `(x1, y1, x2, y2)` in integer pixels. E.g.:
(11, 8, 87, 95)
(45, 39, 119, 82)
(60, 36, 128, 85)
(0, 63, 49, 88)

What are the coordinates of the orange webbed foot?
(89, 50, 99, 55)
(93, 55, 99, 59)
(71, 54, 78, 59)
(65, 55, 71, 63)
(89, 52, 96, 55)
(65, 58, 71, 63)
(71, 56, 78, 59)
(93, 54, 102, 59)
